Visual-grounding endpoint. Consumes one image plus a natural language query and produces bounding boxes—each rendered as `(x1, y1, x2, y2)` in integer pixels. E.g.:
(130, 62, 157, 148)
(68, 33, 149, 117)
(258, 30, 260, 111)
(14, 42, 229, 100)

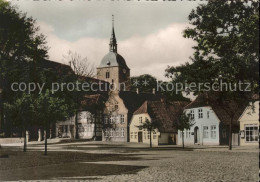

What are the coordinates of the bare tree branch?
(62, 50, 95, 77)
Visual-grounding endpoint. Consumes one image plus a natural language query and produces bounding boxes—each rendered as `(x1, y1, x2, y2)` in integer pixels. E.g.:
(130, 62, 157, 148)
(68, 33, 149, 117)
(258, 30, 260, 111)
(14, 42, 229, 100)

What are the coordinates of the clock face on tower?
(123, 69, 126, 74)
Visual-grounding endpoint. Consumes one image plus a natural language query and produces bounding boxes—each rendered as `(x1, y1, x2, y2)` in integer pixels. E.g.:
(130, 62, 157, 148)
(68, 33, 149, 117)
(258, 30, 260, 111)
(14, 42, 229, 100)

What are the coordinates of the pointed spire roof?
(109, 15, 117, 53)
(98, 15, 129, 69)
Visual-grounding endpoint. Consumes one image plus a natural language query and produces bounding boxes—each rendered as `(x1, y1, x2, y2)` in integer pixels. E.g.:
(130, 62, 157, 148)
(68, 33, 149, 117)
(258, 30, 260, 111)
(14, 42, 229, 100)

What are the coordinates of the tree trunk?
(23, 129, 27, 152)
(229, 117, 233, 150)
(182, 131, 184, 149)
(94, 113, 97, 140)
(44, 124, 48, 155)
(149, 128, 152, 148)
(75, 111, 79, 139)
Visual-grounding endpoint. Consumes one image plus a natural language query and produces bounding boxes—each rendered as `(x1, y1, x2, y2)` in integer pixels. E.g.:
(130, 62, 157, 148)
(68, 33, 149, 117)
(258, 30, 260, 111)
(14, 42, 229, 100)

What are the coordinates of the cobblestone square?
(0, 141, 258, 181)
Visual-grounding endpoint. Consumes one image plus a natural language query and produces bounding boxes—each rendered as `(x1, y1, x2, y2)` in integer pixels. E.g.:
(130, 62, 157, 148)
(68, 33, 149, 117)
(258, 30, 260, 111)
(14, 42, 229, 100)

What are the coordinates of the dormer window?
(198, 108, 203, 119)
(106, 71, 110, 78)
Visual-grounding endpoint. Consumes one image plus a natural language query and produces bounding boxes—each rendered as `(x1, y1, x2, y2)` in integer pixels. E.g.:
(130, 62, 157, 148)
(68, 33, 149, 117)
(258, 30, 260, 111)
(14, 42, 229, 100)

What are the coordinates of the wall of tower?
(96, 66, 130, 91)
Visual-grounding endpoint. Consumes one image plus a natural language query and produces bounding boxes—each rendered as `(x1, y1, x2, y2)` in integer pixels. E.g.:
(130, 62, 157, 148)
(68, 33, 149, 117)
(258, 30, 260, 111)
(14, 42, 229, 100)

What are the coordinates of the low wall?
(0, 138, 24, 144)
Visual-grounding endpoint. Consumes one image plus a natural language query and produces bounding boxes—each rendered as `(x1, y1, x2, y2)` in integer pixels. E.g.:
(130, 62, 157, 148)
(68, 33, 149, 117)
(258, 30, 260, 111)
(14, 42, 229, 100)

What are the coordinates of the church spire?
(109, 15, 117, 53)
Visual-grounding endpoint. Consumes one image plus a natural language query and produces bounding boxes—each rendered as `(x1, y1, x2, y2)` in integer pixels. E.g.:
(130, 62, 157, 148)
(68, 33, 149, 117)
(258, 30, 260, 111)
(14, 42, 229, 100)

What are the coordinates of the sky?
(11, 0, 204, 81)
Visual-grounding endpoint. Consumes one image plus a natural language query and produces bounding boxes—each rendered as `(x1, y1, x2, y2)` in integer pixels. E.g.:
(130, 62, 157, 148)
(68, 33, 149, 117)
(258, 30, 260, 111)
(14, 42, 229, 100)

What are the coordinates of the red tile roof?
(133, 100, 189, 133)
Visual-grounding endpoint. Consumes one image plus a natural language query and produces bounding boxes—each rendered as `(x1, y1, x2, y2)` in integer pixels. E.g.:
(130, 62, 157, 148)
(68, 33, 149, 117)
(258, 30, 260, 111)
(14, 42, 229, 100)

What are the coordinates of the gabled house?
(178, 93, 246, 146)
(238, 95, 259, 146)
(102, 90, 162, 142)
(129, 100, 189, 146)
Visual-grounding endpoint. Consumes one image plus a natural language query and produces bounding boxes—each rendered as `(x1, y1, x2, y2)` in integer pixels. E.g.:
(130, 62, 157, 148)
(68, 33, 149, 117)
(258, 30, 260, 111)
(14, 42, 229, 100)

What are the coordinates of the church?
(96, 18, 164, 142)
(55, 17, 185, 144)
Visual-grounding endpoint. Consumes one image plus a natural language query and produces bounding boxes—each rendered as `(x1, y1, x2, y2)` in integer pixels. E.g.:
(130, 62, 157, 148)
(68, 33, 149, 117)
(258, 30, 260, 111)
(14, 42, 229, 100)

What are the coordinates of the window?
(109, 115, 113, 123)
(104, 115, 108, 124)
(110, 128, 113, 137)
(121, 128, 125, 137)
(115, 101, 118, 110)
(65, 125, 68, 133)
(78, 124, 84, 133)
(106, 71, 110, 78)
(203, 126, 209, 138)
(190, 110, 194, 120)
(198, 109, 203, 119)
(144, 132, 146, 139)
(139, 117, 142, 124)
(104, 129, 108, 137)
(211, 125, 216, 139)
(134, 132, 137, 139)
(120, 115, 125, 123)
(207, 111, 210, 119)
(245, 124, 258, 142)
(114, 115, 119, 124)
(153, 134, 157, 139)
(115, 128, 119, 137)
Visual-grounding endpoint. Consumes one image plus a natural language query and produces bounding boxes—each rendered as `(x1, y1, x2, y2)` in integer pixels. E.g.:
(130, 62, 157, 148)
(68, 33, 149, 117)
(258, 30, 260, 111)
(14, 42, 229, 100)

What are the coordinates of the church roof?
(98, 15, 129, 69)
(98, 52, 129, 69)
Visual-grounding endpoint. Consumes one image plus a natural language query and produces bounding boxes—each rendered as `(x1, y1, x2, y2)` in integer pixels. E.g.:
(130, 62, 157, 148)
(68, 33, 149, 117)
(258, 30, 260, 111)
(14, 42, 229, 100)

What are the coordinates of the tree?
(130, 74, 190, 102)
(63, 50, 95, 77)
(62, 51, 95, 139)
(130, 74, 157, 93)
(140, 118, 161, 148)
(4, 93, 35, 152)
(35, 90, 68, 155)
(176, 112, 194, 149)
(0, 0, 48, 136)
(165, 0, 258, 150)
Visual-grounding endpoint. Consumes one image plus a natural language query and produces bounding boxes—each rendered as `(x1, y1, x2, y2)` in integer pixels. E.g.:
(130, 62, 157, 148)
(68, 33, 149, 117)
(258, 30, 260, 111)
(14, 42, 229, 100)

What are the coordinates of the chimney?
(136, 88, 139, 94)
(152, 88, 156, 94)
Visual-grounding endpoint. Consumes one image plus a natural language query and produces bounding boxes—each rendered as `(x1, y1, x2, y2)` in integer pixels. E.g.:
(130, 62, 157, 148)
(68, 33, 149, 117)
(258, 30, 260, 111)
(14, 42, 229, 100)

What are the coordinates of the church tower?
(97, 15, 130, 91)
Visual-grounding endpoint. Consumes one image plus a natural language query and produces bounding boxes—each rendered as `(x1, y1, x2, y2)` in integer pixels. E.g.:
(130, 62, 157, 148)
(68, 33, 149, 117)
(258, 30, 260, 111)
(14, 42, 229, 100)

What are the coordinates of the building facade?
(239, 101, 259, 146)
(130, 100, 188, 146)
(177, 93, 245, 146)
(178, 106, 220, 145)
(102, 91, 128, 142)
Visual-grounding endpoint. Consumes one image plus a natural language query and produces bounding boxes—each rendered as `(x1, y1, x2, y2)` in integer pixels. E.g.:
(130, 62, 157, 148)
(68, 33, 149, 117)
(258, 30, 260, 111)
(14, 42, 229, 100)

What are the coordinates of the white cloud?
(38, 21, 195, 81)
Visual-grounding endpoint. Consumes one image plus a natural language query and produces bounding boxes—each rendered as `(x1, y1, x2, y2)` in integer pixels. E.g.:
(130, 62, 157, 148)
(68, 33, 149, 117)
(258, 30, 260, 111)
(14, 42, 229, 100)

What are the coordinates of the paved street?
(0, 140, 259, 181)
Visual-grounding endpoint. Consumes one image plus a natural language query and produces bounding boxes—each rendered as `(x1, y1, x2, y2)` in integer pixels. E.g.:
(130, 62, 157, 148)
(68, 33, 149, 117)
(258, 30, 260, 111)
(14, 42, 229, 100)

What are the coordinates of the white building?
(178, 106, 220, 145)
(178, 93, 245, 146)
(56, 94, 105, 140)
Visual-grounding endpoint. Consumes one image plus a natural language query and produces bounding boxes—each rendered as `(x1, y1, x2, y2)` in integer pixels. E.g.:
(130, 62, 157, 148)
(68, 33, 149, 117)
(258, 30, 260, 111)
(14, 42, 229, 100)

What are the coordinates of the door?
(194, 126, 200, 144)
(138, 132, 143, 143)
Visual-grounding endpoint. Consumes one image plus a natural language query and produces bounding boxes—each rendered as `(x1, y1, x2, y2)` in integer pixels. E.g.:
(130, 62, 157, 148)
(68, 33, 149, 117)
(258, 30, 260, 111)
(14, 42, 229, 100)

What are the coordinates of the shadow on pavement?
(0, 150, 148, 181)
